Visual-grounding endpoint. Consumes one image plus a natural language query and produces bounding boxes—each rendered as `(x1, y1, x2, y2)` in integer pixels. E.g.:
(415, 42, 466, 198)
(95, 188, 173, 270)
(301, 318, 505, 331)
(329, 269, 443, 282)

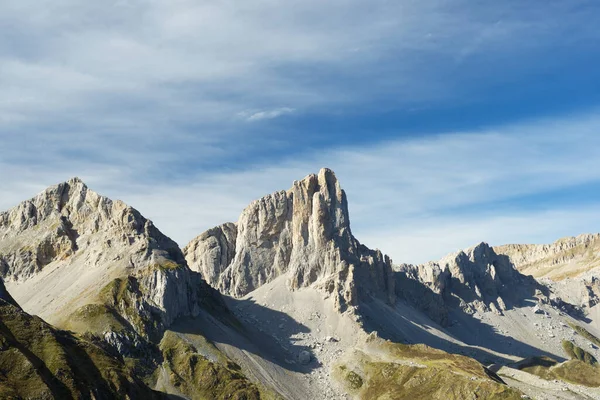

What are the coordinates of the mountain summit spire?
(185, 168, 395, 311)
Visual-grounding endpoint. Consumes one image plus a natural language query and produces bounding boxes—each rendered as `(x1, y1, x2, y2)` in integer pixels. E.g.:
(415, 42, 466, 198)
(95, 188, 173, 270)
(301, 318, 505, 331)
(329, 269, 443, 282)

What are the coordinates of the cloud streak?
(3, 110, 600, 264)
(240, 107, 295, 121)
(1, 1, 600, 264)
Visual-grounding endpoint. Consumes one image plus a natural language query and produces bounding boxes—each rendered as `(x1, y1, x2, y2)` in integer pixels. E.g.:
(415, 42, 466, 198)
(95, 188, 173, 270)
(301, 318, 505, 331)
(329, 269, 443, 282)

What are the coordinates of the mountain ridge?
(3, 171, 600, 399)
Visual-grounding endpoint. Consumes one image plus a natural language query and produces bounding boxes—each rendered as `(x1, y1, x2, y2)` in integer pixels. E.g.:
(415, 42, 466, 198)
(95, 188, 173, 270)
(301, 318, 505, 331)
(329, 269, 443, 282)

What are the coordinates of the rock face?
(494, 233, 600, 281)
(0, 178, 216, 343)
(493, 234, 600, 310)
(396, 242, 552, 323)
(185, 168, 395, 311)
(183, 222, 237, 287)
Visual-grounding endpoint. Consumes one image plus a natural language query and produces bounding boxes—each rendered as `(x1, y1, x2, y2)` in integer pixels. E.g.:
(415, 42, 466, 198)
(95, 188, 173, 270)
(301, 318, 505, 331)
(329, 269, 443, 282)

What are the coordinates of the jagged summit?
(395, 240, 555, 324)
(0, 177, 215, 347)
(184, 168, 395, 311)
(495, 233, 600, 280)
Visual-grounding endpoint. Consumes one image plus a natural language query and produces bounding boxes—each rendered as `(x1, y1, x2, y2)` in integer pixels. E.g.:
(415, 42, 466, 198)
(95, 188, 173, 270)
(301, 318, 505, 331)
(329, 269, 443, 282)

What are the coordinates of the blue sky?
(2, 1, 600, 263)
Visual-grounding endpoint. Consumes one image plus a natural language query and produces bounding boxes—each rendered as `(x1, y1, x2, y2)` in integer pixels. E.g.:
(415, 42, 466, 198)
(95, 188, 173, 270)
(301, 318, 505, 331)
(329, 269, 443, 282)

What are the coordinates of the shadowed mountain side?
(173, 298, 316, 373)
(0, 294, 160, 399)
(0, 278, 18, 308)
(359, 297, 566, 366)
(396, 243, 586, 323)
(169, 298, 318, 399)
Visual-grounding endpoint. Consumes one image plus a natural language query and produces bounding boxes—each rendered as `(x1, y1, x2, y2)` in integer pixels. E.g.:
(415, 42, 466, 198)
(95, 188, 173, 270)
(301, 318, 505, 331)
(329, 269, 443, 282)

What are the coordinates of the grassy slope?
(514, 342, 600, 388)
(569, 322, 600, 348)
(158, 331, 281, 400)
(335, 339, 523, 400)
(0, 298, 160, 400)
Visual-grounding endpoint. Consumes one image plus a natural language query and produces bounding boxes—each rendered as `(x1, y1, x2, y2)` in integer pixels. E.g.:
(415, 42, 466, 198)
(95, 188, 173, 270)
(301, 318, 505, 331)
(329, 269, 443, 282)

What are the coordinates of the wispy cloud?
(0, 0, 597, 133)
(1, 1, 600, 265)
(239, 107, 295, 121)
(4, 111, 600, 265)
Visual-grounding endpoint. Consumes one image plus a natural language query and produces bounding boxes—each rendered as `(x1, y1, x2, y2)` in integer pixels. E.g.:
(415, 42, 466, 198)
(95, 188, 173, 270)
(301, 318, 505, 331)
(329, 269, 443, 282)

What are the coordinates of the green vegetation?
(345, 370, 364, 390)
(0, 298, 159, 399)
(562, 340, 597, 365)
(159, 331, 279, 400)
(514, 353, 600, 387)
(569, 322, 600, 348)
(335, 340, 523, 400)
(99, 276, 138, 305)
(65, 303, 128, 334)
(553, 360, 600, 387)
(152, 259, 183, 271)
(98, 277, 158, 338)
(515, 356, 558, 380)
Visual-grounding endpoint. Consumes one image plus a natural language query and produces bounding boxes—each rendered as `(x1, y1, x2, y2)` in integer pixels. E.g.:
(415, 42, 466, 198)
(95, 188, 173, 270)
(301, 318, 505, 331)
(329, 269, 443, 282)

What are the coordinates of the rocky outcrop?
(0, 178, 219, 343)
(494, 234, 600, 280)
(396, 242, 557, 322)
(183, 222, 237, 287)
(492, 234, 600, 311)
(185, 168, 395, 311)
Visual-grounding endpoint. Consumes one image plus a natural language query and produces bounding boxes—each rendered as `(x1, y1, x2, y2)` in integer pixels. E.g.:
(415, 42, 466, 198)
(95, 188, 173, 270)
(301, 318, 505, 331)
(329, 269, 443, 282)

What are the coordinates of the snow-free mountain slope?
(495, 233, 600, 281)
(0, 178, 288, 399)
(0, 281, 160, 399)
(5, 170, 600, 399)
(185, 168, 395, 312)
(0, 177, 237, 382)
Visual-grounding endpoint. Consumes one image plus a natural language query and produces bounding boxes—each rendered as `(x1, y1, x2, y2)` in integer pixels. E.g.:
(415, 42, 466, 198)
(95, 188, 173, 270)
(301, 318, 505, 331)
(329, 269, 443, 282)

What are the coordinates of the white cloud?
(0, 0, 596, 132)
(1, 1, 599, 265)
(4, 111, 600, 265)
(239, 107, 295, 121)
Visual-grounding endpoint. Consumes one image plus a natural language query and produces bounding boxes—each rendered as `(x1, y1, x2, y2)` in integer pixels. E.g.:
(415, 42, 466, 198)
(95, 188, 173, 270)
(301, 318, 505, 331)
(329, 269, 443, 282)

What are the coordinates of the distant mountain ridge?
(495, 233, 600, 280)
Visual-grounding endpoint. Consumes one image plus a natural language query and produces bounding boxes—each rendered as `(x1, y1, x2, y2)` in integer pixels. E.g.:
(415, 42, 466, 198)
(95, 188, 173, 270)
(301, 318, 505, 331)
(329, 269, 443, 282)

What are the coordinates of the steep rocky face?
(185, 168, 395, 311)
(396, 242, 558, 323)
(182, 222, 237, 287)
(0, 178, 214, 343)
(494, 234, 600, 281)
(493, 234, 600, 310)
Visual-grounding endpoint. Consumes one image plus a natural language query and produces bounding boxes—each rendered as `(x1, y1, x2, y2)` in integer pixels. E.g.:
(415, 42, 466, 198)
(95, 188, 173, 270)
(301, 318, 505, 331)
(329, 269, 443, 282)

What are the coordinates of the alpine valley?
(2, 169, 600, 400)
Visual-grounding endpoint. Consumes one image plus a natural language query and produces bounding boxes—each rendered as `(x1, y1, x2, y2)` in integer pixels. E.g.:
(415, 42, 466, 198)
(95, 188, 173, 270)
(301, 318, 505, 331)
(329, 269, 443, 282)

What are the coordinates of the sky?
(1, 1, 600, 264)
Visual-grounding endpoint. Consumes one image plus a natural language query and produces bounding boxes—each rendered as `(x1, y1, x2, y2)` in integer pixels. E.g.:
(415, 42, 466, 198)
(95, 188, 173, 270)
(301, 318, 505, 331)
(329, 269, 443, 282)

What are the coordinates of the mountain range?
(2, 169, 600, 399)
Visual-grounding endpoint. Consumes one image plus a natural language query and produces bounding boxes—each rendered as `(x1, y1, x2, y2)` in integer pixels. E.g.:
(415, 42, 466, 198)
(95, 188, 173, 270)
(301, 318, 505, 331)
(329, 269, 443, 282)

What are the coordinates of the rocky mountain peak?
(0, 178, 216, 347)
(185, 168, 395, 312)
(494, 233, 600, 281)
(396, 241, 547, 323)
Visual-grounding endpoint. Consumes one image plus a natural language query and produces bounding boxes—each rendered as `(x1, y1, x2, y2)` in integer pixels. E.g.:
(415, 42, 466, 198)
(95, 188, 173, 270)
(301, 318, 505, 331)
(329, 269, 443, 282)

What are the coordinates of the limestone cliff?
(185, 168, 395, 311)
(494, 233, 600, 281)
(0, 178, 217, 344)
(183, 222, 237, 288)
(395, 242, 567, 324)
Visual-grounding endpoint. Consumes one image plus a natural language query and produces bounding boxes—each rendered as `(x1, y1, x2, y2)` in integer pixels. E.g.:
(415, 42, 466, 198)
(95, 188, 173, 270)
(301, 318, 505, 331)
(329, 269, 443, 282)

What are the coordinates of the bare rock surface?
(495, 233, 600, 281)
(182, 222, 237, 287)
(395, 242, 551, 323)
(495, 234, 600, 311)
(185, 168, 395, 312)
(0, 178, 211, 338)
